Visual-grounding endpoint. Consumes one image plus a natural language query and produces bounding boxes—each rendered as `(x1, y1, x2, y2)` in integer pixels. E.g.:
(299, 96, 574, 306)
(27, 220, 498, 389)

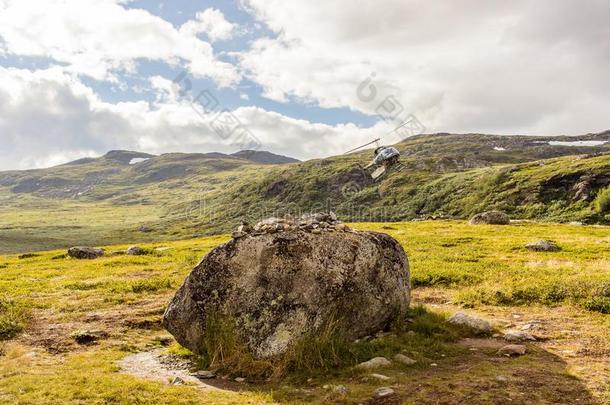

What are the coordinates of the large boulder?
(163, 223, 410, 358)
(67, 246, 104, 259)
(469, 210, 510, 225)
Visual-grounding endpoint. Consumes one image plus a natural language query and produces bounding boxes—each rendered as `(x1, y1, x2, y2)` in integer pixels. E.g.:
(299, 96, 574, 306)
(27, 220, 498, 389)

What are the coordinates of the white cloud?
(0, 0, 240, 85)
(180, 8, 236, 42)
(240, 0, 610, 135)
(0, 67, 390, 169)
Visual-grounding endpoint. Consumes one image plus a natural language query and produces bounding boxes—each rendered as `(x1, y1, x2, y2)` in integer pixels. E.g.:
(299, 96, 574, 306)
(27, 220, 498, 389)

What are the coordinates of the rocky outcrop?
(469, 210, 510, 225)
(67, 246, 104, 259)
(163, 215, 410, 358)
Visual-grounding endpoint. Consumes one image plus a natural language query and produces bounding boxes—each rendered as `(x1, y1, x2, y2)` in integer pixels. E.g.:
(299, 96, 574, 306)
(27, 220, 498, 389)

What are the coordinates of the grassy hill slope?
(0, 132, 609, 253)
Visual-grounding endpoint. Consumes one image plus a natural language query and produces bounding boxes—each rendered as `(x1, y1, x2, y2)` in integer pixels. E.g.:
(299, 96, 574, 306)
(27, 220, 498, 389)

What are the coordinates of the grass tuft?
(0, 297, 29, 340)
(189, 306, 469, 382)
(129, 278, 172, 293)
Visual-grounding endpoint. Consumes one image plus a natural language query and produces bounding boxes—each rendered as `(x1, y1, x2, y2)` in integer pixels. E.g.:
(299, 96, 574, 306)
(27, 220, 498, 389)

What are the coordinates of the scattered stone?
(356, 357, 392, 370)
(231, 230, 247, 239)
(235, 377, 246, 383)
(469, 210, 510, 225)
(126, 246, 145, 255)
(369, 373, 391, 381)
(191, 370, 215, 379)
(525, 240, 561, 252)
(375, 387, 395, 398)
(504, 331, 536, 342)
(333, 385, 349, 395)
(496, 375, 508, 382)
(393, 353, 416, 366)
(163, 223, 410, 359)
(18, 253, 40, 259)
(498, 344, 527, 357)
(68, 246, 104, 260)
(520, 321, 543, 331)
(230, 212, 352, 239)
(171, 376, 184, 385)
(447, 312, 492, 335)
(72, 330, 108, 345)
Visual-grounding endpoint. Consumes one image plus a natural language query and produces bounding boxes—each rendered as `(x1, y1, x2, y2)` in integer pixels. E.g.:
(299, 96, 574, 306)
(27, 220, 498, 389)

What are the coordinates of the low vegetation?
(0, 221, 608, 403)
(0, 296, 29, 340)
(183, 306, 469, 383)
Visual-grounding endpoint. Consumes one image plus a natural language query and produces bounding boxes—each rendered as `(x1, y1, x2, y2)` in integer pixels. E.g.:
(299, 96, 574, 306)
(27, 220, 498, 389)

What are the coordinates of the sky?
(0, 0, 608, 170)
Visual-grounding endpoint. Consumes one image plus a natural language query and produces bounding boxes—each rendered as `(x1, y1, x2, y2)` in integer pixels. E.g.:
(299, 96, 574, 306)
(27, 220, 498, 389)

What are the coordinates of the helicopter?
(344, 121, 412, 181)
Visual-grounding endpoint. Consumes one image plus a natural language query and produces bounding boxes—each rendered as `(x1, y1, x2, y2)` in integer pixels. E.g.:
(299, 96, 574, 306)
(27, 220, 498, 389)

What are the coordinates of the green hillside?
(0, 132, 609, 254)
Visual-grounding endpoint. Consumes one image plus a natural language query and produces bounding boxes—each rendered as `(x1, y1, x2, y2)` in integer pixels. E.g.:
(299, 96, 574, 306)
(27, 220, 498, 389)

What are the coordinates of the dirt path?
(118, 349, 229, 391)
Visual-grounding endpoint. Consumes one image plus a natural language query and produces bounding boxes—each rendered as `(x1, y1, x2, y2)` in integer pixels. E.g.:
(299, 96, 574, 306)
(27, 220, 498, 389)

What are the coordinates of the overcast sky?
(0, 0, 608, 170)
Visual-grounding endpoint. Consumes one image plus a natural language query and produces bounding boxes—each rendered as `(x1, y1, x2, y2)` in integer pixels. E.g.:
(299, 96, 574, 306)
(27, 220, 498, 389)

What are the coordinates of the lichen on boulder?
(162, 214, 410, 359)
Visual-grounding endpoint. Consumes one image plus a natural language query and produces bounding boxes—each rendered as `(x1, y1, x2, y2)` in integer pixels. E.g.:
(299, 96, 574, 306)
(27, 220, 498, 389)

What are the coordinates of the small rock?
(335, 223, 348, 231)
(375, 387, 395, 398)
(171, 376, 184, 385)
(356, 357, 392, 370)
(498, 344, 527, 357)
(447, 312, 492, 335)
(235, 377, 246, 383)
(333, 385, 349, 395)
(369, 373, 390, 381)
(525, 240, 561, 252)
(192, 370, 215, 379)
(72, 330, 108, 345)
(67, 246, 104, 260)
(231, 231, 247, 239)
(393, 353, 416, 365)
(504, 331, 536, 342)
(126, 246, 145, 255)
(496, 375, 508, 382)
(430, 363, 438, 367)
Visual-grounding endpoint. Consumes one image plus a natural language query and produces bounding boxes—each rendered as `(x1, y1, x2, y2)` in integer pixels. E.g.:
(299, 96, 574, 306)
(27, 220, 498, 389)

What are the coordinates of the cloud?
(180, 8, 236, 42)
(240, 0, 610, 135)
(0, 67, 391, 169)
(0, 0, 240, 85)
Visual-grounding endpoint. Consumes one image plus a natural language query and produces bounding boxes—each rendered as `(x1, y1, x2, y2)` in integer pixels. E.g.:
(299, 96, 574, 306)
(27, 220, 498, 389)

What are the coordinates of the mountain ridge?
(0, 131, 608, 253)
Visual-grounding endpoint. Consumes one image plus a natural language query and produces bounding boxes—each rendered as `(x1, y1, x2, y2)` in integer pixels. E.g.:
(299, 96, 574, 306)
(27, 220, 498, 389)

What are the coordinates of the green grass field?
(1, 221, 609, 404)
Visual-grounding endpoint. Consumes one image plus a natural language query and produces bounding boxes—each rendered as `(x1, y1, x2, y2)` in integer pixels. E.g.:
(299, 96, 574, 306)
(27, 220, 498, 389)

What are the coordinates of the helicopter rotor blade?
(343, 137, 381, 155)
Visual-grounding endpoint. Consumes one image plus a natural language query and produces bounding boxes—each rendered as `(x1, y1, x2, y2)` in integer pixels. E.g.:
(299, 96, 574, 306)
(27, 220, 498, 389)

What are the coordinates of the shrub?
(0, 297, 29, 340)
(582, 297, 610, 314)
(594, 186, 610, 214)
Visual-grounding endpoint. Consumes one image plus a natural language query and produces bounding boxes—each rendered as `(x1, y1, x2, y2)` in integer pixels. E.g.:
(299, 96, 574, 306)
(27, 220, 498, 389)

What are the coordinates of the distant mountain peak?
(231, 150, 299, 165)
(103, 150, 156, 164)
